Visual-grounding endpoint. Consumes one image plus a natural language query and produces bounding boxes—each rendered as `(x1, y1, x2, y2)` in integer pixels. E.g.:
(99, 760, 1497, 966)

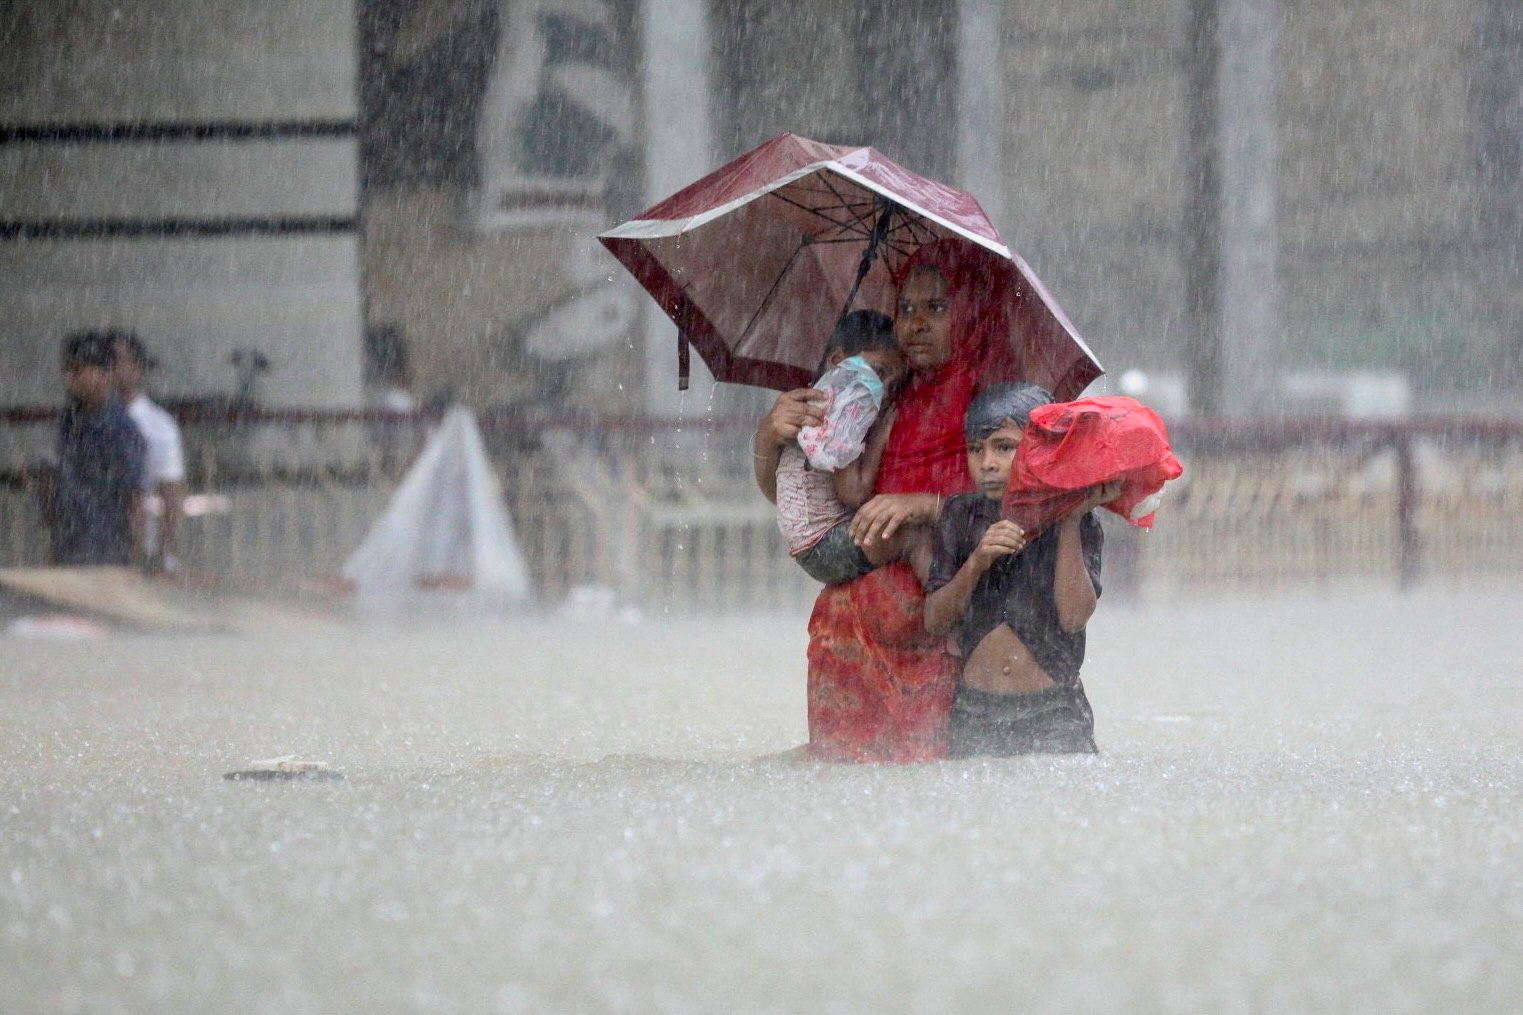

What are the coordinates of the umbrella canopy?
(599, 132, 1103, 399)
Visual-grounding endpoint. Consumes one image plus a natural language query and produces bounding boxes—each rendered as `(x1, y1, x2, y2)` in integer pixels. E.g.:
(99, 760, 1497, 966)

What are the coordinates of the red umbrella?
(598, 133, 1103, 399)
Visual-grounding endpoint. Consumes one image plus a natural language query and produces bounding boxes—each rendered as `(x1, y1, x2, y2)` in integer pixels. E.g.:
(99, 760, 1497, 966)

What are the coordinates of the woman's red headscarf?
(873, 240, 1019, 497)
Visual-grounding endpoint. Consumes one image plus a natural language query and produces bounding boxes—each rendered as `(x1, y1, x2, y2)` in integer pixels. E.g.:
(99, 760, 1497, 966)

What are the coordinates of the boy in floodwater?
(923, 382, 1122, 756)
(774, 309, 931, 584)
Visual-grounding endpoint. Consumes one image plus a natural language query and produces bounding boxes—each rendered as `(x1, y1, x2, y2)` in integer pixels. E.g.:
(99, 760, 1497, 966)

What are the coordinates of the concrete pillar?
(1476, 0, 1523, 387)
(957, 0, 1007, 233)
(1217, 0, 1279, 416)
(640, 0, 715, 417)
(1184, 0, 1279, 417)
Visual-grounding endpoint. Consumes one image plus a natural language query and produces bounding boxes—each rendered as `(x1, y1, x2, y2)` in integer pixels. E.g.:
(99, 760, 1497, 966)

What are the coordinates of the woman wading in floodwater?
(752, 240, 1024, 761)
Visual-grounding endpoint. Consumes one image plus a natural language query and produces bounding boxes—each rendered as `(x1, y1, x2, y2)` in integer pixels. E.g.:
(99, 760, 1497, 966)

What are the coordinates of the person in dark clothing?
(41, 332, 147, 566)
(923, 382, 1120, 756)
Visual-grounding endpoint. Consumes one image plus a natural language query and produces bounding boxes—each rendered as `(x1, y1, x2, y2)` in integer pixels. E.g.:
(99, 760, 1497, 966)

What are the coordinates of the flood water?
(4, 584, 1522, 1013)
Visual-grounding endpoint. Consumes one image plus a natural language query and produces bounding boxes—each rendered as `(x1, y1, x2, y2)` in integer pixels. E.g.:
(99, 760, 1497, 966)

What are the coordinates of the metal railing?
(1136, 418, 1523, 596)
(0, 407, 820, 615)
(5, 408, 1523, 612)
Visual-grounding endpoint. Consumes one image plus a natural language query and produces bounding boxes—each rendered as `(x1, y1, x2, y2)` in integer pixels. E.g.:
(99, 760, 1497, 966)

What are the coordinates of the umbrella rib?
(769, 175, 887, 236)
(792, 214, 932, 249)
(800, 235, 883, 246)
(814, 177, 932, 253)
(880, 210, 938, 270)
(769, 191, 877, 239)
(767, 176, 940, 252)
(735, 239, 808, 354)
(812, 175, 881, 238)
(887, 209, 935, 248)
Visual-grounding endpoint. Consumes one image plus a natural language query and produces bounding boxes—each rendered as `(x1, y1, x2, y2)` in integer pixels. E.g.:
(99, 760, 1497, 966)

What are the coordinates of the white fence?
(0, 410, 820, 615)
(5, 411, 1523, 613)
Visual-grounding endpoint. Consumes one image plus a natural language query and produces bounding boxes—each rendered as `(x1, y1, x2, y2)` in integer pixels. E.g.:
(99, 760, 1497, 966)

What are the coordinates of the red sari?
(805, 242, 1019, 762)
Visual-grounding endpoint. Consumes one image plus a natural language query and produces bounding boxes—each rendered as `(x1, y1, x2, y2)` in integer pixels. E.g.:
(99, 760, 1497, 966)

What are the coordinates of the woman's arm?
(848, 490, 940, 546)
(752, 388, 825, 502)
(832, 406, 897, 509)
(924, 519, 1027, 636)
(1053, 481, 1122, 632)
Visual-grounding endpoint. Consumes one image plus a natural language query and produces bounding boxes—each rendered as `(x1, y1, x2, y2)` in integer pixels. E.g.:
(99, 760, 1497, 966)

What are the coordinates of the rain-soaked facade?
(4, 0, 1519, 421)
(2, 0, 1522, 602)
(0, 3, 364, 411)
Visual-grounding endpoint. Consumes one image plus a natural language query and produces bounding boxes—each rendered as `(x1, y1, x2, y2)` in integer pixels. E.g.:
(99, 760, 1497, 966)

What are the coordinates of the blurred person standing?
(38, 332, 146, 566)
(111, 330, 186, 574)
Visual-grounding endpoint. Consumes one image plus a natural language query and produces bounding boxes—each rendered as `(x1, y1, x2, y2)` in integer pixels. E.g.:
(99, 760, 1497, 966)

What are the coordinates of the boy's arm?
(1052, 482, 1120, 632)
(832, 406, 896, 508)
(922, 557, 981, 637)
(924, 518, 1027, 636)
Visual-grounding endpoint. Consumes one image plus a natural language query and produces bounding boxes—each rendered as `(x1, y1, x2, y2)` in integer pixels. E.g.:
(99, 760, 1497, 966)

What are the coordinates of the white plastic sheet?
(342, 406, 532, 614)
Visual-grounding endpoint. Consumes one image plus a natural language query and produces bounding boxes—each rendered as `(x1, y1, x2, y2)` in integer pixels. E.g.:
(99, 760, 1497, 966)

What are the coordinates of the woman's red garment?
(873, 242, 1018, 498)
(806, 241, 1019, 762)
(1002, 395, 1183, 535)
(806, 562, 959, 762)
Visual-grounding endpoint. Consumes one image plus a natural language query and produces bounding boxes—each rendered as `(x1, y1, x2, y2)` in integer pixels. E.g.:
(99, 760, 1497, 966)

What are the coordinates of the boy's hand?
(1072, 480, 1124, 517)
(971, 519, 1027, 570)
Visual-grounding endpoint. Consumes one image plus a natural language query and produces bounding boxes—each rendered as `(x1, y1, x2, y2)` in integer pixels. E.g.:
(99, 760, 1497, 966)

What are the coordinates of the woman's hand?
(850, 492, 936, 546)
(757, 387, 826, 449)
(971, 519, 1028, 571)
(753, 387, 826, 503)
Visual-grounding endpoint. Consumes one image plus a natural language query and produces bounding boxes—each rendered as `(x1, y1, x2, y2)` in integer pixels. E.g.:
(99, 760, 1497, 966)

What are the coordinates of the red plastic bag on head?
(1002, 395, 1183, 534)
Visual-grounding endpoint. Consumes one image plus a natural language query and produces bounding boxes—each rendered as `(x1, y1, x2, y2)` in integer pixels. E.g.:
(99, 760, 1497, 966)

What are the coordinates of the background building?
(0, 1, 363, 410)
(2, 0, 1520, 421)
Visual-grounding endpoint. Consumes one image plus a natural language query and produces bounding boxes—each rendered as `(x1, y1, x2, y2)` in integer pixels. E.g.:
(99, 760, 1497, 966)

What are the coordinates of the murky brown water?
(4, 584, 1522, 1013)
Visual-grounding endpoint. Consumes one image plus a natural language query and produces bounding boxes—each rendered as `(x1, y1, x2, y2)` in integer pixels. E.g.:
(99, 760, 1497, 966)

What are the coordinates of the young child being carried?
(923, 382, 1122, 756)
(774, 309, 932, 585)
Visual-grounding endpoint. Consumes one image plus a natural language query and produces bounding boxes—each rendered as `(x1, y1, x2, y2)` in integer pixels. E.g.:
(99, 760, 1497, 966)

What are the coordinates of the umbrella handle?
(838, 197, 896, 324)
(676, 300, 693, 391)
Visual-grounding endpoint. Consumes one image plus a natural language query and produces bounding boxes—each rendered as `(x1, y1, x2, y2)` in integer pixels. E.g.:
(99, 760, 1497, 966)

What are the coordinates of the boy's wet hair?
(964, 382, 1053, 440)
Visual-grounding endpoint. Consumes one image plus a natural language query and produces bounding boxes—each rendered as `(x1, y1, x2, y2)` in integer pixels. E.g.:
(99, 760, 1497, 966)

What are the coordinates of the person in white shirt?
(111, 331, 186, 574)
